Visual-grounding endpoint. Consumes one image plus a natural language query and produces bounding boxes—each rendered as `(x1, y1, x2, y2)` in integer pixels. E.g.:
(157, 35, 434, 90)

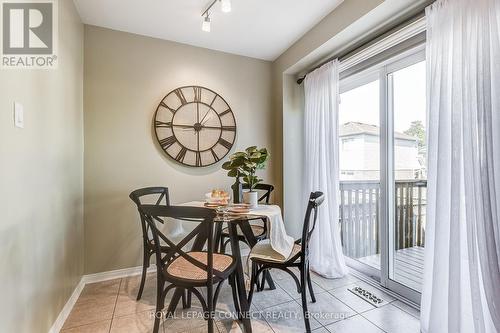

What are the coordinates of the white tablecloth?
(172, 201, 294, 261)
(246, 204, 295, 262)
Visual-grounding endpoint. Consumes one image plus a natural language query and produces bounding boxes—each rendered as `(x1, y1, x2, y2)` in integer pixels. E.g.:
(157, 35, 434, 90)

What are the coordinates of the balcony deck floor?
(358, 246, 424, 292)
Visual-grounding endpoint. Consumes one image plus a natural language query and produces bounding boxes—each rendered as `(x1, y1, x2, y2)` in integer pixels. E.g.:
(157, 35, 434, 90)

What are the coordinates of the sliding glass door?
(339, 46, 426, 303)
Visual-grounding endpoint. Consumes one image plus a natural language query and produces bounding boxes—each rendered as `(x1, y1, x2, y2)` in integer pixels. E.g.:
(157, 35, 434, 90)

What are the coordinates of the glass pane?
(390, 60, 427, 292)
(339, 79, 381, 271)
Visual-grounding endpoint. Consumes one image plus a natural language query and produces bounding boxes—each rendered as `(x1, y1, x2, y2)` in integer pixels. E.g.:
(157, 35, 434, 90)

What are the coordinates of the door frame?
(339, 44, 426, 304)
(380, 46, 425, 304)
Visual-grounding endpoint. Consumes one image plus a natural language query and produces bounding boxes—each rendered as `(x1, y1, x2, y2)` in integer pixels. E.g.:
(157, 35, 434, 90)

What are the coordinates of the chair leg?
(187, 290, 192, 308)
(207, 285, 214, 333)
(257, 268, 265, 291)
(214, 223, 223, 253)
(229, 273, 241, 320)
(182, 289, 188, 309)
(307, 268, 316, 303)
(300, 268, 312, 333)
(256, 266, 276, 291)
(136, 249, 149, 300)
(248, 263, 258, 305)
(153, 278, 165, 333)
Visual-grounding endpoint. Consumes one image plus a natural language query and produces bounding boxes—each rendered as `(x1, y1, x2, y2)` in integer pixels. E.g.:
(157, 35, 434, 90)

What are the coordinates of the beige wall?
(271, 0, 385, 236)
(83, 26, 274, 274)
(0, 1, 84, 332)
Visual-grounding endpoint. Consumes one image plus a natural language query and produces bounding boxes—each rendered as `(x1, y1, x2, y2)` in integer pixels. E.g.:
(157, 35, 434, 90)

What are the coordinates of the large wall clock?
(153, 86, 236, 167)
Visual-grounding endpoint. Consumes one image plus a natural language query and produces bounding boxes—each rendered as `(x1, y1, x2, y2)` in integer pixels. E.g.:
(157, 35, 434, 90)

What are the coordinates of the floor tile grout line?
(59, 319, 112, 332)
(107, 278, 123, 333)
(358, 307, 391, 333)
(61, 279, 124, 331)
(252, 284, 295, 311)
(256, 298, 297, 312)
(327, 291, 364, 315)
(290, 298, 324, 328)
(251, 303, 277, 333)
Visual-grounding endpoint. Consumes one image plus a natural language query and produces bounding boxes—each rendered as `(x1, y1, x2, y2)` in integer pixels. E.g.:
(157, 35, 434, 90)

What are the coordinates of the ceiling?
(73, 0, 343, 61)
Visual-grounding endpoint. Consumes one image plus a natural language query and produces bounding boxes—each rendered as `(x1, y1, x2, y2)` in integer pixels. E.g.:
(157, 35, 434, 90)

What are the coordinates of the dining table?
(165, 201, 293, 333)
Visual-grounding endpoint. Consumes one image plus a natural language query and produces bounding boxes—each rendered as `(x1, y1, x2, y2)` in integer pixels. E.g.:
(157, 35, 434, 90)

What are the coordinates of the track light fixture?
(202, 15, 211, 32)
(201, 0, 232, 32)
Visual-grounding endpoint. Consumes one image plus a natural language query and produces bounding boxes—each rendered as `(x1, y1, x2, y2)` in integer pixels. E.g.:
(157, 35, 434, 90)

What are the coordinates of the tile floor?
(61, 270, 420, 333)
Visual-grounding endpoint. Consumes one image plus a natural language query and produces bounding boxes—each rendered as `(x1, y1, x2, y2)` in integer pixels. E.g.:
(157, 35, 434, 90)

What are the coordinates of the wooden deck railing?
(339, 180, 427, 259)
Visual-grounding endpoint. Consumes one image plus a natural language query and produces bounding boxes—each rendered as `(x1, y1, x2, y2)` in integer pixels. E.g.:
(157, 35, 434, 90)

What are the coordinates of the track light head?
(202, 15, 211, 32)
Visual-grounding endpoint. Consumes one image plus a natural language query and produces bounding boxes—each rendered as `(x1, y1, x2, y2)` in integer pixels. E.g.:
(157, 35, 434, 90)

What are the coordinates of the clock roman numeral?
(210, 149, 219, 162)
(218, 138, 232, 150)
(174, 88, 187, 105)
(155, 120, 172, 128)
(221, 126, 236, 132)
(195, 151, 202, 167)
(219, 109, 231, 117)
(193, 87, 202, 102)
(159, 136, 176, 149)
(175, 147, 187, 163)
(160, 101, 176, 114)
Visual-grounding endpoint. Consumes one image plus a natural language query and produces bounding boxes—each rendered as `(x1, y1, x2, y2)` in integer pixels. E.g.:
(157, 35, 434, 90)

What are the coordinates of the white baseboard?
(82, 265, 157, 284)
(48, 278, 85, 333)
(48, 265, 157, 333)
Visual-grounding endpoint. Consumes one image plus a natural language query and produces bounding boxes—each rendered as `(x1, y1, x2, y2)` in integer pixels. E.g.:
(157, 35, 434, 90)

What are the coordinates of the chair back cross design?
(139, 204, 237, 333)
(141, 205, 225, 280)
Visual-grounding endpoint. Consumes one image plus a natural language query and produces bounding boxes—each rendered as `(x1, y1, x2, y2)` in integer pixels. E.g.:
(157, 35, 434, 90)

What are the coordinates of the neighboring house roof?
(339, 122, 418, 141)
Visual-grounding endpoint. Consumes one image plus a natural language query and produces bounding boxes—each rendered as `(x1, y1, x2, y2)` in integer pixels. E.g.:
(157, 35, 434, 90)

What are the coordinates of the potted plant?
(222, 146, 269, 208)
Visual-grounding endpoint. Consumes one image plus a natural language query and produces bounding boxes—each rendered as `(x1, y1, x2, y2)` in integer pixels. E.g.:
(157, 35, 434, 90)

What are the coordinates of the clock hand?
(199, 110, 211, 124)
(201, 113, 214, 125)
(201, 125, 222, 129)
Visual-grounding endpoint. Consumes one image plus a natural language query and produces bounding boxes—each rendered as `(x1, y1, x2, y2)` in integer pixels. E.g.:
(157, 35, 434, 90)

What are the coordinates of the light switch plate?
(14, 102, 24, 128)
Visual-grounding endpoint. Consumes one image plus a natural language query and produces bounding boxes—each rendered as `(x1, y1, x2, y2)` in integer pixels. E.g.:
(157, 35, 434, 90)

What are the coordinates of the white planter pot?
(243, 191, 258, 208)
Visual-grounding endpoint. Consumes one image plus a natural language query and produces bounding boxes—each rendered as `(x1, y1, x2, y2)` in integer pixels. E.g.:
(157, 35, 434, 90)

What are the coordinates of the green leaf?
(245, 146, 257, 154)
(222, 145, 269, 185)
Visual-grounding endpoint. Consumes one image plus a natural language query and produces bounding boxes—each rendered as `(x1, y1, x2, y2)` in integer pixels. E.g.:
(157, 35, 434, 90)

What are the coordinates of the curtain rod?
(296, 10, 427, 85)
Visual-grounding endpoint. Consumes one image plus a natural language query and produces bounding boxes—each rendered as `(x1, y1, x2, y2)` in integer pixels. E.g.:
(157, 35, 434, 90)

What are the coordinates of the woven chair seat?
(221, 224, 265, 237)
(166, 251, 234, 281)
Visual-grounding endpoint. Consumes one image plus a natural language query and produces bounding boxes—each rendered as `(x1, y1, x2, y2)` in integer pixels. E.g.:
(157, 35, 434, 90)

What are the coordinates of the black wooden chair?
(139, 204, 239, 333)
(219, 183, 274, 253)
(247, 191, 325, 333)
(129, 187, 171, 300)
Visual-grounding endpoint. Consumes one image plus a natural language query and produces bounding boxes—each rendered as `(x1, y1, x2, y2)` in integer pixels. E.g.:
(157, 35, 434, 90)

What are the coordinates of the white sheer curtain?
(422, 0, 500, 332)
(304, 60, 348, 278)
